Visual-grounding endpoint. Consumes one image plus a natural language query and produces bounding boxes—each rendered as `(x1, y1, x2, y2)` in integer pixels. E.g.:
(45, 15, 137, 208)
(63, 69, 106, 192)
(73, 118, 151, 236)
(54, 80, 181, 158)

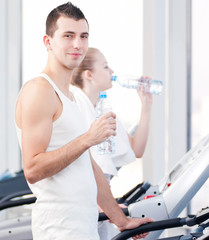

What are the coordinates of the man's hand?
(86, 111, 116, 147)
(91, 157, 154, 239)
(119, 217, 154, 239)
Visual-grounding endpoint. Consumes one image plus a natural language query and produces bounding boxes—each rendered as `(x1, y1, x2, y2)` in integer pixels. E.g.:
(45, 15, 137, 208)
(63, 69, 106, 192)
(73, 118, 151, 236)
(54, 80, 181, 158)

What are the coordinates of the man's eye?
(81, 35, 88, 39)
(65, 34, 72, 38)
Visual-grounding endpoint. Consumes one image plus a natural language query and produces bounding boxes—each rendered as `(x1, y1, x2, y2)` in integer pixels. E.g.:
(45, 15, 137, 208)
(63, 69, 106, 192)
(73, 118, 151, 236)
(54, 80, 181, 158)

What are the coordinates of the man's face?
(48, 16, 89, 70)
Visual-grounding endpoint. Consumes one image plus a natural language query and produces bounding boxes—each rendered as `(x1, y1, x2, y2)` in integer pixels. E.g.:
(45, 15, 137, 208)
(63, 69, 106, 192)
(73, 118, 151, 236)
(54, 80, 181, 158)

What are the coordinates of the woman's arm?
(128, 85, 152, 158)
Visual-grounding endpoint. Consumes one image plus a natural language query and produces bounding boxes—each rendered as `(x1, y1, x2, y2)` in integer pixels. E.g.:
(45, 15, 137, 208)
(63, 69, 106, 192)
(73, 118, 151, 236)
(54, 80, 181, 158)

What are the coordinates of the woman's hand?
(137, 76, 152, 109)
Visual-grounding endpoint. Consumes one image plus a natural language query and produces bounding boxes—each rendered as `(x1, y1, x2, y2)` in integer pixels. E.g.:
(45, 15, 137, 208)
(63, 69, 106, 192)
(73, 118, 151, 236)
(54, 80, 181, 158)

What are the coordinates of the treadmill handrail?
(98, 208, 129, 221)
(126, 181, 151, 205)
(0, 190, 33, 204)
(0, 190, 36, 211)
(111, 208, 209, 240)
(158, 232, 203, 240)
(0, 197, 36, 211)
(112, 218, 183, 240)
(116, 182, 144, 204)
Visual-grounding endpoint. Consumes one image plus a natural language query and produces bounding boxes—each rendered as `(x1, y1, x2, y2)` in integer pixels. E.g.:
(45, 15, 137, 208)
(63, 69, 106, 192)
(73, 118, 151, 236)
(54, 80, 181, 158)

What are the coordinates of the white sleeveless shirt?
(16, 74, 99, 240)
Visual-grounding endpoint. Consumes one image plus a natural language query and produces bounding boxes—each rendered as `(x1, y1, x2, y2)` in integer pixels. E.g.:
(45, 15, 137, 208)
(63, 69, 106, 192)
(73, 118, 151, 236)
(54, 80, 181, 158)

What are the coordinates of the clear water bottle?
(112, 75, 163, 95)
(95, 91, 115, 154)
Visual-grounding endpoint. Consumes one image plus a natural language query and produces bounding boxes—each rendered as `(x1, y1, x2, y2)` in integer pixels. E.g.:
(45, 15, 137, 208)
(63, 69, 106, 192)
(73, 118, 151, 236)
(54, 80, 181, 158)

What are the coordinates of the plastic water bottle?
(112, 75, 163, 95)
(95, 91, 115, 154)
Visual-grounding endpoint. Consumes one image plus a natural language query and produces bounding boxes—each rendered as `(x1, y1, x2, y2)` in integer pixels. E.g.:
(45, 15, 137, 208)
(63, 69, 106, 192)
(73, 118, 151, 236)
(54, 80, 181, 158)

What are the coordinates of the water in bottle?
(112, 75, 163, 95)
(95, 91, 115, 154)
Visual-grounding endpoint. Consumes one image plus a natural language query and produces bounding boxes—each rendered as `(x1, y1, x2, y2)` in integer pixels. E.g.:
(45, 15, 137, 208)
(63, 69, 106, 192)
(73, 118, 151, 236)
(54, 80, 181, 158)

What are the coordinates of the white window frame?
(0, 0, 22, 173)
(142, 0, 191, 184)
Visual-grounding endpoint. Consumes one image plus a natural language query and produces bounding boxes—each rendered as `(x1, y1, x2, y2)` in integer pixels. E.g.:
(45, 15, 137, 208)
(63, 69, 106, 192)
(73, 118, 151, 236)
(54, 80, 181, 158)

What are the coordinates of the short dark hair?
(46, 2, 88, 37)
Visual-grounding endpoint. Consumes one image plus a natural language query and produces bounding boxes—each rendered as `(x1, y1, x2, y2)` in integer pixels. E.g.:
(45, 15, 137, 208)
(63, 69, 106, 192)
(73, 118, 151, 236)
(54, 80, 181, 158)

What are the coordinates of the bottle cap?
(99, 91, 107, 98)
(112, 76, 117, 81)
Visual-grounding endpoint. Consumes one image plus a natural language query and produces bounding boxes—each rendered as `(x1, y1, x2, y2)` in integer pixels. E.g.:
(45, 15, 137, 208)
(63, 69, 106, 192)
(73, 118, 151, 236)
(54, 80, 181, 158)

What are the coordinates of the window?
(191, 0, 209, 213)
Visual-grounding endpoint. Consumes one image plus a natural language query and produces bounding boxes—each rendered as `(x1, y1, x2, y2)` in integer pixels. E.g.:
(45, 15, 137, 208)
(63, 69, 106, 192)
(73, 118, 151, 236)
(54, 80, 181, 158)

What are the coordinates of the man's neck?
(43, 64, 74, 98)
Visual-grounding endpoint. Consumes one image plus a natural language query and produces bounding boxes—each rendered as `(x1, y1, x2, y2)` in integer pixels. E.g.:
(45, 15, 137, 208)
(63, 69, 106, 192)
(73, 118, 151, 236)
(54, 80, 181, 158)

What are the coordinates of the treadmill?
(0, 133, 209, 239)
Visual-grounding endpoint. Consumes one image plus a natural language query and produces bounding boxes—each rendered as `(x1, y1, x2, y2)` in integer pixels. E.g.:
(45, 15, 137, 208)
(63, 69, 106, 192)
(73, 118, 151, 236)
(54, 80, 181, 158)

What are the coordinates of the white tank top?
(16, 73, 99, 240)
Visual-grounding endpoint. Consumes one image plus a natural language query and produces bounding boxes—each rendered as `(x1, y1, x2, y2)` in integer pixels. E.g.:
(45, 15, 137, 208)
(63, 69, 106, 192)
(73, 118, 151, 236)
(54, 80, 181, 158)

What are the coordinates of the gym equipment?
(98, 133, 209, 239)
(112, 207, 209, 240)
(0, 170, 31, 200)
(0, 133, 209, 239)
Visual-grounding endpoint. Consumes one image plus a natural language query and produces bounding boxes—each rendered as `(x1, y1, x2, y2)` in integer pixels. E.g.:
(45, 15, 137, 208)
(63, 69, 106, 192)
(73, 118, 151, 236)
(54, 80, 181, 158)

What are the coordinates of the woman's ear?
(83, 70, 93, 82)
(43, 35, 52, 51)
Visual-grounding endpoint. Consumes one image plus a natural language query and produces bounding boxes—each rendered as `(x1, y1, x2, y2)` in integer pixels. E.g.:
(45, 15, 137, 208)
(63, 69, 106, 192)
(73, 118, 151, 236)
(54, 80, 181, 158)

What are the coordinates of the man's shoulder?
(15, 75, 59, 129)
(21, 76, 55, 97)
(24, 75, 53, 89)
(17, 76, 58, 113)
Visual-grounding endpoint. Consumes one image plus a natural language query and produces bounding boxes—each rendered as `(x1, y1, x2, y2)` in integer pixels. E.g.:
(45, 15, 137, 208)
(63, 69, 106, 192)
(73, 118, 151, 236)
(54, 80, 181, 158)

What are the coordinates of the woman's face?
(91, 50, 113, 92)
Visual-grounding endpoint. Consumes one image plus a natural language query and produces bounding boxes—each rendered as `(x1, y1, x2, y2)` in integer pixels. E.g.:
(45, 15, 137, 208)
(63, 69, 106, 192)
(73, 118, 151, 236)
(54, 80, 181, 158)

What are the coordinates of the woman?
(71, 47, 153, 240)
(71, 47, 152, 183)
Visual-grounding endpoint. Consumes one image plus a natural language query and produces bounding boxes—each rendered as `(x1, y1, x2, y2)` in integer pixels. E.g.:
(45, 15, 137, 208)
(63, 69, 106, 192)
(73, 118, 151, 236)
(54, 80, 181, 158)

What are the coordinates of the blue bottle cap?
(112, 76, 117, 81)
(99, 91, 107, 98)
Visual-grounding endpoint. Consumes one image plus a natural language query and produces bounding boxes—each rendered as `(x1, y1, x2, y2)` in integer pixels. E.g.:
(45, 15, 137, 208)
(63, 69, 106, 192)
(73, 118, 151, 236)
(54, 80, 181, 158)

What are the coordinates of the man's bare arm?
(16, 78, 116, 184)
(90, 154, 154, 237)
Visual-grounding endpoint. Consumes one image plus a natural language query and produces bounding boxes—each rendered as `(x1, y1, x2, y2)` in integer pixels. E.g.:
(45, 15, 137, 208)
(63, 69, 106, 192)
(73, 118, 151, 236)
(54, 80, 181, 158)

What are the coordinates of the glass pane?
(191, 0, 209, 213)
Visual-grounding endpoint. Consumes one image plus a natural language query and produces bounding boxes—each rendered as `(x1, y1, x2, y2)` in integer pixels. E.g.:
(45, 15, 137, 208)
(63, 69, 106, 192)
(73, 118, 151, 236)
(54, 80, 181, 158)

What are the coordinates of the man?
(15, 2, 153, 239)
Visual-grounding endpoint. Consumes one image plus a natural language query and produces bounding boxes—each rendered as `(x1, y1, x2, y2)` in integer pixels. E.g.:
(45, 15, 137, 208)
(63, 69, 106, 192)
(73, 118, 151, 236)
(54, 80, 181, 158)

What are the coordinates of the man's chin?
(66, 62, 81, 70)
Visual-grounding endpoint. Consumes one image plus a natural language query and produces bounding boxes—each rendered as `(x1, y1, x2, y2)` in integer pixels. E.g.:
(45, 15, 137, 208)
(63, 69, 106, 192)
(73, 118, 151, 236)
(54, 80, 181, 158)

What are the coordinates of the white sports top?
(70, 86, 136, 178)
(16, 73, 99, 240)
